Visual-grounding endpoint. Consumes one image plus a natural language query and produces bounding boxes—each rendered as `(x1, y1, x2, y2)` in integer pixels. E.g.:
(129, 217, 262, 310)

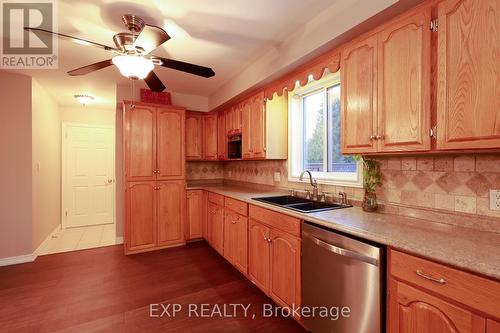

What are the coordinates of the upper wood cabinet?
(341, 34, 379, 154)
(378, 8, 431, 152)
(241, 101, 253, 159)
(226, 105, 242, 135)
(157, 108, 185, 180)
(185, 112, 203, 160)
(217, 111, 227, 160)
(488, 320, 500, 333)
(202, 113, 218, 160)
(124, 104, 156, 181)
(436, 0, 500, 150)
(186, 190, 203, 240)
(342, 8, 432, 154)
(125, 103, 185, 181)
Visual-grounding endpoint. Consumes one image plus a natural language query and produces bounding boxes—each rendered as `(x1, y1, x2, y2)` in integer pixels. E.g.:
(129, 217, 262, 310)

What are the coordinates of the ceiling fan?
(24, 14, 215, 92)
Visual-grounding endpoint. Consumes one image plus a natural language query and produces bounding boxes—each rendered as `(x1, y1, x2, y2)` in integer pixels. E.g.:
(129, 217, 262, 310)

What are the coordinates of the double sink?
(252, 195, 352, 213)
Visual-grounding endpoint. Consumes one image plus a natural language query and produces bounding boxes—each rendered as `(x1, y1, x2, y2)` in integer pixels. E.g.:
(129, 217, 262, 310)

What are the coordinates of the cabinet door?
(248, 219, 270, 294)
(208, 202, 224, 255)
(157, 181, 185, 247)
(250, 93, 266, 158)
(203, 114, 218, 160)
(241, 102, 253, 159)
(185, 113, 203, 160)
(186, 190, 203, 240)
(378, 8, 431, 152)
(388, 279, 485, 333)
(202, 191, 208, 240)
(224, 210, 248, 274)
(437, 0, 500, 150)
(269, 229, 301, 307)
(217, 111, 227, 160)
(157, 107, 185, 179)
(124, 104, 156, 181)
(488, 320, 500, 333)
(341, 35, 378, 154)
(125, 182, 156, 253)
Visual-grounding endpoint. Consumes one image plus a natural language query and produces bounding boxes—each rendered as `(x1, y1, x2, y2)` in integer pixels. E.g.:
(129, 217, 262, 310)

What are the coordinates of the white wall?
(0, 71, 33, 259)
(60, 106, 115, 126)
(32, 80, 62, 250)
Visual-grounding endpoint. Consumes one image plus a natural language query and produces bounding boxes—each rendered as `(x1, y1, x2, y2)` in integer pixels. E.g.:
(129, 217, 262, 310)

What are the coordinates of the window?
(288, 72, 362, 186)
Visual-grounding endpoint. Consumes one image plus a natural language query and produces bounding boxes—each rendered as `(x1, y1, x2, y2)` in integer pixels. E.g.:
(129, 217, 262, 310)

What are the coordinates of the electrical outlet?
(490, 190, 500, 211)
(274, 172, 281, 182)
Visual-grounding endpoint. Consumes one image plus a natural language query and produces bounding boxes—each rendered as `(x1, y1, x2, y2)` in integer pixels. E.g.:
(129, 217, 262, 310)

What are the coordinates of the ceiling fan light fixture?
(112, 55, 154, 80)
(74, 94, 94, 105)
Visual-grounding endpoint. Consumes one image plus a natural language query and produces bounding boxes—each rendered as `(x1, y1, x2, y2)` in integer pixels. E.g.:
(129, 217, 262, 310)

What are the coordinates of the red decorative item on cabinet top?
(140, 88, 171, 105)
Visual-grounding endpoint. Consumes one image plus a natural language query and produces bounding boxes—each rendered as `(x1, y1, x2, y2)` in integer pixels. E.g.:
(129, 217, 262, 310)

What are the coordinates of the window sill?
(288, 176, 363, 188)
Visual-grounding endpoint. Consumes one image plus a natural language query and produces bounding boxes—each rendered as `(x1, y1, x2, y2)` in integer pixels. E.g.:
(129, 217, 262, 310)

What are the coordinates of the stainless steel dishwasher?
(302, 222, 384, 333)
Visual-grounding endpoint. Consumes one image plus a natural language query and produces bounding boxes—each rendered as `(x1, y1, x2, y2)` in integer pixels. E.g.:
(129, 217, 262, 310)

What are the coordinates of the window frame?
(287, 72, 363, 187)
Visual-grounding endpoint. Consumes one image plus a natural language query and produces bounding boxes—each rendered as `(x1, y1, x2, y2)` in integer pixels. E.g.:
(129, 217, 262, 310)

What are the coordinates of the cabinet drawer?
(208, 192, 224, 206)
(390, 250, 500, 319)
(225, 197, 248, 216)
(249, 205, 300, 237)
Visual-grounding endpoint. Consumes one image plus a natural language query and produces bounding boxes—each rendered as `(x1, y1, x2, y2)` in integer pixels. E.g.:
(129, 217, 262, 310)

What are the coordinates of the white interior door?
(63, 124, 115, 228)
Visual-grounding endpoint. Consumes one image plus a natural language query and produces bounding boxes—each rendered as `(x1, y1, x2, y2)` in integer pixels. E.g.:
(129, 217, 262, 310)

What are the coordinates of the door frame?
(61, 122, 116, 229)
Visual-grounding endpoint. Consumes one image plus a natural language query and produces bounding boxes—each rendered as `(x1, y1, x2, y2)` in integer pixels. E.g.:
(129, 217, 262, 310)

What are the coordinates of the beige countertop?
(187, 183, 500, 281)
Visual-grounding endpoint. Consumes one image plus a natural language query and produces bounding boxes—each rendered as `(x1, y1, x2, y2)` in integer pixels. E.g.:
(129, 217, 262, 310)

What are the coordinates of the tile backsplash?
(187, 154, 500, 220)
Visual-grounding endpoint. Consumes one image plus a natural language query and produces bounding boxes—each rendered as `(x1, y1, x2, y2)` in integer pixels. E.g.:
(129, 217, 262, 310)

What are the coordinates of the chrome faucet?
(299, 170, 319, 200)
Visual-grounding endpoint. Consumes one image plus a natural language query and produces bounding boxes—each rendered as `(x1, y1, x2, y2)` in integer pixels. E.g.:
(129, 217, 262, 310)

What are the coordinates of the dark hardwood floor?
(0, 242, 306, 333)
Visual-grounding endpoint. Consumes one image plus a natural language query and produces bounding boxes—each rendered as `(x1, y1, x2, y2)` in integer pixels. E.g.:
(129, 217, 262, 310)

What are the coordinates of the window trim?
(287, 72, 363, 188)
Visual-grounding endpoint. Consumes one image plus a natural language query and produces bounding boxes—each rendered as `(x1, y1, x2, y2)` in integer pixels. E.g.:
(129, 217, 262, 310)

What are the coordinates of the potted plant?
(354, 157, 382, 212)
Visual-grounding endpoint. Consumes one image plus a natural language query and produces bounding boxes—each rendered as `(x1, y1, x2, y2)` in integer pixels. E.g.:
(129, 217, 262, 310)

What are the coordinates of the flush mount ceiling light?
(112, 55, 154, 80)
(74, 94, 94, 105)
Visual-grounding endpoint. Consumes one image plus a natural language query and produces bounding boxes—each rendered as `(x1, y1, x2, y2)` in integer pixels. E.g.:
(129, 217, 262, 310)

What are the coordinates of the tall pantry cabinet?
(123, 101, 186, 254)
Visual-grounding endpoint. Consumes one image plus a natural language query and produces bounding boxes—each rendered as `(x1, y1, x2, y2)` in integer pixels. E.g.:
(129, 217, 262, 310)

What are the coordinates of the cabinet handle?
(263, 236, 269, 241)
(376, 135, 384, 140)
(415, 270, 446, 285)
(370, 135, 375, 140)
(232, 220, 237, 224)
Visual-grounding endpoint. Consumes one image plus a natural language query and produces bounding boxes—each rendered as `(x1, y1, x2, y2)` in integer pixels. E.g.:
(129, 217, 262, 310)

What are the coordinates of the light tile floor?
(39, 224, 119, 255)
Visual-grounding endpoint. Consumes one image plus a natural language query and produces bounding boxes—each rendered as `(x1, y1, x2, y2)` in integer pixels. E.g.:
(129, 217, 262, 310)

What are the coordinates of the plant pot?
(362, 191, 378, 212)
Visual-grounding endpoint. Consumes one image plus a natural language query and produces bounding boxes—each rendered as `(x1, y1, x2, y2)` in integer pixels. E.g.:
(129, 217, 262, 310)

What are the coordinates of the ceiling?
(2, 0, 338, 109)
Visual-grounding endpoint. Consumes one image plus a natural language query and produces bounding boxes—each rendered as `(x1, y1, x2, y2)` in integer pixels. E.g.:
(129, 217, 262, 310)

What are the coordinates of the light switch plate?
(490, 189, 500, 211)
(274, 172, 281, 182)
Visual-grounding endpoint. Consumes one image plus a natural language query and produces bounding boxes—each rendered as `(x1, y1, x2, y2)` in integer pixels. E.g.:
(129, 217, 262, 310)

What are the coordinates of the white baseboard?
(115, 236, 124, 244)
(0, 224, 61, 267)
(0, 253, 36, 267)
(34, 224, 61, 256)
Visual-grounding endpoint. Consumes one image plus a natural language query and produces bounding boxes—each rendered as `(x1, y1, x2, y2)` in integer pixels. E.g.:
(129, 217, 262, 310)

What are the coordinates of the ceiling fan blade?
(24, 27, 118, 51)
(68, 59, 113, 76)
(133, 24, 170, 55)
(144, 71, 166, 92)
(154, 57, 215, 78)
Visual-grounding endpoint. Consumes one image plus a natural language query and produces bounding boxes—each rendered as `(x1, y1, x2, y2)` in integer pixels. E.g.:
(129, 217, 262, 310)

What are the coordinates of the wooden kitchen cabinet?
(156, 107, 185, 180)
(269, 228, 301, 308)
(186, 190, 203, 240)
(388, 279, 485, 333)
(124, 103, 156, 181)
(436, 0, 500, 150)
(241, 101, 253, 159)
(341, 8, 431, 154)
(207, 201, 224, 255)
(125, 182, 157, 252)
(202, 113, 218, 160)
(226, 105, 242, 135)
(249, 92, 266, 158)
(488, 320, 500, 333)
(248, 219, 271, 294)
(341, 34, 379, 154)
(377, 8, 431, 152)
(157, 181, 185, 247)
(217, 111, 227, 160)
(185, 112, 203, 160)
(223, 209, 248, 274)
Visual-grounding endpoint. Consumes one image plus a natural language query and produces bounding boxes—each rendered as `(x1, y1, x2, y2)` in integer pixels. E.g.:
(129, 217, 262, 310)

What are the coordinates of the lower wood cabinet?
(125, 180, 185, 254)
(223, 209, 248, 274)
(207, 201, 224, 255)
(186, 190, 203, 240)
(248, 206, 301, 308)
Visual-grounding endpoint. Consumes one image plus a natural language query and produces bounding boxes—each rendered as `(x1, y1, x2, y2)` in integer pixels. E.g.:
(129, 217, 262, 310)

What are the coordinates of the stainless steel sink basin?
(252, 195, 352, 213)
